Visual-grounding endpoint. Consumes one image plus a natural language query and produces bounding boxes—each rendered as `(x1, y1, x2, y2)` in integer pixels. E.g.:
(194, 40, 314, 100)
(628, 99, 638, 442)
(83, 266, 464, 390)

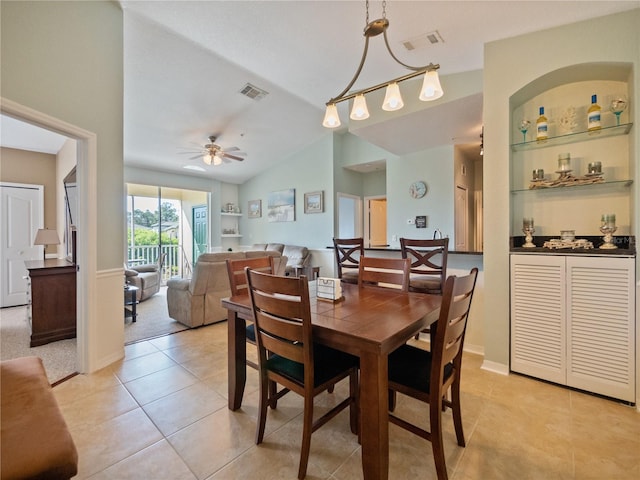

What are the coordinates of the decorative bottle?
(536, 107, 548, 141)
(587, 94, 601, 131)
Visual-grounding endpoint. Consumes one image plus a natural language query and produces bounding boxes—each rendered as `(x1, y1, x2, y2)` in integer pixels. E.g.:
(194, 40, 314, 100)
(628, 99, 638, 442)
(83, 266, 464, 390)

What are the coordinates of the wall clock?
(409, 181, 427, 199)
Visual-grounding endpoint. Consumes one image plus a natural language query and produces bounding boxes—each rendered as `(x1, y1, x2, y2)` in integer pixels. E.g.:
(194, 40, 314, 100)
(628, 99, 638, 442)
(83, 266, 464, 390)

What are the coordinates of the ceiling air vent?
(401, 30, 444, 51)
(239, 83, 269, 101)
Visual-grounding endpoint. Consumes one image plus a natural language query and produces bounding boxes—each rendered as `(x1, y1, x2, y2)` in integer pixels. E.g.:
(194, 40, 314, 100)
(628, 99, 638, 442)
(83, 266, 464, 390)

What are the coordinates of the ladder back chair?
(246, 269, 359, 480)
(387, 268, 479, 480)
(332, 237, 364, 284)
(226, 256, 276, 371)
(358, 256, 410, 292)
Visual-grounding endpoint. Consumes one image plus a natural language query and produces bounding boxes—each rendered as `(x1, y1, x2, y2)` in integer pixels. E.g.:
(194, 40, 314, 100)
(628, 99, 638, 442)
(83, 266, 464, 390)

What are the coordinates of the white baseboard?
(481, 360, 509, 376)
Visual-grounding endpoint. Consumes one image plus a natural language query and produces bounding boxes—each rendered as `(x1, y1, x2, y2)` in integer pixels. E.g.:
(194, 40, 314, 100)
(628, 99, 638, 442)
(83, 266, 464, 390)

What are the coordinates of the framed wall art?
(267, 188, 295, 222)
(248, 199, 261, 218)
(304, 191, 323, 214)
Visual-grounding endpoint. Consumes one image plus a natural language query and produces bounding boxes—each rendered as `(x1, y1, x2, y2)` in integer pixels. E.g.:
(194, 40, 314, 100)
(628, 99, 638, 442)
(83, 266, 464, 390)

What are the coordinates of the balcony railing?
(127, 244, 190, 284)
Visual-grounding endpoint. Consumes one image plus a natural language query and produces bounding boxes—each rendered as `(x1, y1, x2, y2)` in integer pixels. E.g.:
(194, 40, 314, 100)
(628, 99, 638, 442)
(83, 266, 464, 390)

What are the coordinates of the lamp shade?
(213, 154, 223, 166)
(382, 82, 404, 111)
(34, 228, 60, 246)
(322, 104, 341, 128)
(419, 70, 444, 101)
(203, 153, 213, 165)
(350, 94, 370, 120)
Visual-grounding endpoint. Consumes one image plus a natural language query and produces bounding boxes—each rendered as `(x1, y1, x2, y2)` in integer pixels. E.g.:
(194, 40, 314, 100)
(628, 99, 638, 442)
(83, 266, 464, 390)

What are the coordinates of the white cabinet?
(510, 254, 635, 402)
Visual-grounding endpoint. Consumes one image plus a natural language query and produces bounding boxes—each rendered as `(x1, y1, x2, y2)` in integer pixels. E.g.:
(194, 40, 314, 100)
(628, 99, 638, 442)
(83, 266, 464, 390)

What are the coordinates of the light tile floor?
(53, 322, 640, 479)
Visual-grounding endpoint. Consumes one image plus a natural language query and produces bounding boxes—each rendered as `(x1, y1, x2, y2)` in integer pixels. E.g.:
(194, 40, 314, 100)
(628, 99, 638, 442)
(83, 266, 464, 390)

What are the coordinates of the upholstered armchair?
(125, 253, 165, 301)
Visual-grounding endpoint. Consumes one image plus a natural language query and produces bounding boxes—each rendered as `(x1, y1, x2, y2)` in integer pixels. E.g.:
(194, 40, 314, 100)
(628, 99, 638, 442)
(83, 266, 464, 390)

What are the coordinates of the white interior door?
(0, 182, 43, 307)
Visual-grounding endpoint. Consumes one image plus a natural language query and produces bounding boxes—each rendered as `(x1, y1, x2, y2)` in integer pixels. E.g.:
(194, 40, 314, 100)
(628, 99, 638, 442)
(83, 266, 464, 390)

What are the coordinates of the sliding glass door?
(126, 184, 209, 282)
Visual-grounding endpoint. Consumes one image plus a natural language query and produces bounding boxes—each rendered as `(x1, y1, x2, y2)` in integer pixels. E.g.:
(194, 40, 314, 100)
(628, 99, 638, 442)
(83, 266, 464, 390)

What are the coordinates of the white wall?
(483, 9, 640, 374)
(2, 1, 125, 373)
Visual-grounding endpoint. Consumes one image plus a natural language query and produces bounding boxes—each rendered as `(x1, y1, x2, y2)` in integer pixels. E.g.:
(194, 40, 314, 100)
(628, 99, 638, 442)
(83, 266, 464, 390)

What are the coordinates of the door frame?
(2, 97, 97, 374)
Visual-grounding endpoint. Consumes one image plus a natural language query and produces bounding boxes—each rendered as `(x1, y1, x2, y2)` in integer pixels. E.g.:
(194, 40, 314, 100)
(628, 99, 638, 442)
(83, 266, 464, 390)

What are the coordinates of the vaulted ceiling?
(3, 1, 636, 184)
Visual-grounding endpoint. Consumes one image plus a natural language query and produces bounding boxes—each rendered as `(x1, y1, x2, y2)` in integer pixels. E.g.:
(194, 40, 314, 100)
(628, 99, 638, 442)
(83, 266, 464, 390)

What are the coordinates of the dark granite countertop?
(510, 235, 636, 256)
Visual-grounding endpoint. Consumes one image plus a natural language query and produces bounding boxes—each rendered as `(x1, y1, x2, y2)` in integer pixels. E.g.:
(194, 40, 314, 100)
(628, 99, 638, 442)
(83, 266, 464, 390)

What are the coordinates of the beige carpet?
(0, 287, 189, 383)
(124, 287, 189, 344)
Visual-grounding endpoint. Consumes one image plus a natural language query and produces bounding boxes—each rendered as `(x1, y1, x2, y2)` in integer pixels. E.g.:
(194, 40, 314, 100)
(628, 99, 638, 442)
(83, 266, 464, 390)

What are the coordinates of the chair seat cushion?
(266, 344, 358, 387)
(340, 270, 359, 284)
(388, 344, 452, 394)
(246, 323, 256, 343)
(409, 276, 442, 293)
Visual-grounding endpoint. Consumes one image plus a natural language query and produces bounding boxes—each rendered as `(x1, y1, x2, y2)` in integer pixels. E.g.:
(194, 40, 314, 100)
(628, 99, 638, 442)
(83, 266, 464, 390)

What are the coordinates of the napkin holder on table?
(316, 277, 344, 302)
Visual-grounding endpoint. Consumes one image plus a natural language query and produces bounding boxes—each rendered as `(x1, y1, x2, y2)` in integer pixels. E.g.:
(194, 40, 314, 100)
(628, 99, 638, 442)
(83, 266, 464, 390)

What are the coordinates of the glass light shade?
(322, 104, 341, 128)
(350, 94, 370, 120)
(382, 82, 404, 111)
(213, 155, 223, 166)
(203, 153, 212, 165)
(419, 70, 443, 101)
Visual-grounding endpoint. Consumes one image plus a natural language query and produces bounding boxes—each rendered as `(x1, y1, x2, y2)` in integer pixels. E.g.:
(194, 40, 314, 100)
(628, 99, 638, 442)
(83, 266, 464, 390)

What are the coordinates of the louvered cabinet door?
(510, 254, 566, 384)
(566, 256, 635, 402)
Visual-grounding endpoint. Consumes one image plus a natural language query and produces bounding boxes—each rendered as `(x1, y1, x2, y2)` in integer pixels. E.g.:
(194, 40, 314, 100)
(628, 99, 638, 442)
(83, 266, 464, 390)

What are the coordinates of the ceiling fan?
(183, 135, 246, 166)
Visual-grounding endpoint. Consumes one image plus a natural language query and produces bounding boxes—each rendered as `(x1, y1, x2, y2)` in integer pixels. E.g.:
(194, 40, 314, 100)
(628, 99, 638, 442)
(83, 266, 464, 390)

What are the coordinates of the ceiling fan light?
(350, 94, 370, 120)
(322, 104, 341, 128)
(213, 154, 223, 166)
(203, 153, 212, 165)
(419, 70, 444, 101)
(382, 82, 404, 111)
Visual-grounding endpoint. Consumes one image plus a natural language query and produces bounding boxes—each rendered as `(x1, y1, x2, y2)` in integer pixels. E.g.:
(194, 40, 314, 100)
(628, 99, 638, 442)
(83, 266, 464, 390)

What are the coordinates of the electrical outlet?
(392, 235, 397, 242)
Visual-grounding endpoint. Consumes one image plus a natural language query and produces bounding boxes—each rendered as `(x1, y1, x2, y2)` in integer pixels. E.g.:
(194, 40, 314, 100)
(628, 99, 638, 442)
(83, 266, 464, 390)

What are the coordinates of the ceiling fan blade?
(222, 153, 244, 161)
(224, 146, 240, 152)
(188, 154, 203, 160)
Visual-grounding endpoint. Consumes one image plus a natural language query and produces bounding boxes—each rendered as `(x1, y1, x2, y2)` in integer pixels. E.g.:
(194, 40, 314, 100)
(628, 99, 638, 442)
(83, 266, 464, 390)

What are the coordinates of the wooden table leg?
(359, 351, 389, 480)
(227, 310, 246, 410)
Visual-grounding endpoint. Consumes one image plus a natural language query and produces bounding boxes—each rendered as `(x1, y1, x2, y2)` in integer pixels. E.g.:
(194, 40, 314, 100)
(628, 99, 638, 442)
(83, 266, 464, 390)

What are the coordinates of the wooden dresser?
(24, 259, 77, 347)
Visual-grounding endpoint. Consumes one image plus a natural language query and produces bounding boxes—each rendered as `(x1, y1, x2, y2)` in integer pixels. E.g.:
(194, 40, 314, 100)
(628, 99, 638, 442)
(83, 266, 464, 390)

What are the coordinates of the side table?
(124, 285, 139, 322)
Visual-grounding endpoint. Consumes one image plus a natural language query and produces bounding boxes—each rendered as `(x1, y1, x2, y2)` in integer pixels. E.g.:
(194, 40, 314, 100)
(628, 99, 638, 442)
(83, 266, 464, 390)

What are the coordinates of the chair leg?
(269, 380, 278, 409)
(298, 396, 314, 480)
(349, 370, 358, 435)
(255, 373, 269, 445)
(451, 380, 465, 447)
(430, 398, 449, 480)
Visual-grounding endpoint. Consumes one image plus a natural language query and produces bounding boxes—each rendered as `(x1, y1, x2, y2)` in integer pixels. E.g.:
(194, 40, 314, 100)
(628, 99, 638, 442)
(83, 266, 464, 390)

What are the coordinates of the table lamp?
(34, 228, 60, 260)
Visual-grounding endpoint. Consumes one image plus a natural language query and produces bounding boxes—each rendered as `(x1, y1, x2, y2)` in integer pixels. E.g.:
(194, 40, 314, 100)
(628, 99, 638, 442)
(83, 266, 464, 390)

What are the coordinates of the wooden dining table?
(222, 281, 442, 480)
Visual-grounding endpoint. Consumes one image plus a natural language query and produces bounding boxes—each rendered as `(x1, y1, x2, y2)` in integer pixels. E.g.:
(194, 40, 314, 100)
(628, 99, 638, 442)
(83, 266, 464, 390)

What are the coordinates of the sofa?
(166, 250, 287, 328)
(251, 243, 311, 276)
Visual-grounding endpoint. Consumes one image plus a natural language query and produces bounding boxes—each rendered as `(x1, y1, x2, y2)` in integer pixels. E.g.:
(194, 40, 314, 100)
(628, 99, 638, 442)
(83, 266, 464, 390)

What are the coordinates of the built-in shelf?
(221, 234, 242, 238)
(511, 179, 633, 194)
(511, 123, 633, 152)
(220, 212, 242, 217)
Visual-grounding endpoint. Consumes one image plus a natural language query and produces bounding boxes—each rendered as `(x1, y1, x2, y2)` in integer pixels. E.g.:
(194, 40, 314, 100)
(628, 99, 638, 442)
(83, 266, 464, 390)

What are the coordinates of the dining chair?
(358, 256, 410, 292)
(246, 268, 359, 480)
(387, 267, 479, 480)
(401, 237, 449, 340)
(332, 237, 364, 284)
(226, 256, 276, 371)
(400, 237, 449, 294)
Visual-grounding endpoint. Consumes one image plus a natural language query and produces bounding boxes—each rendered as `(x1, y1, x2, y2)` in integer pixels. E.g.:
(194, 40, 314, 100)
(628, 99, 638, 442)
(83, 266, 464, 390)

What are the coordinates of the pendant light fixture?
(323, 0, 443, 128)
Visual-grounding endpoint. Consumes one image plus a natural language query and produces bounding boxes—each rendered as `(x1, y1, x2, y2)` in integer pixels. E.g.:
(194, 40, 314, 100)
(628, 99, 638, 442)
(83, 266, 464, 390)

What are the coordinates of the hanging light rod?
(323, 1, 443, 128)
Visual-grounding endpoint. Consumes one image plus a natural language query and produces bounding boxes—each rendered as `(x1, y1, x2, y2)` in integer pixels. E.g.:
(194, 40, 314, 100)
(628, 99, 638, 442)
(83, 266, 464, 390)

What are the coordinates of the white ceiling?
(2, 1, 636, 183)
